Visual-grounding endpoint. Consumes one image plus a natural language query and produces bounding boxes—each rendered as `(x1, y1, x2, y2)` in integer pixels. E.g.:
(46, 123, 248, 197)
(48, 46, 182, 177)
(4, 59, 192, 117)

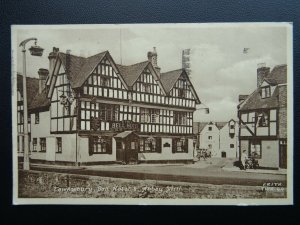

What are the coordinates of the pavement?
(26, 158, 287, 187)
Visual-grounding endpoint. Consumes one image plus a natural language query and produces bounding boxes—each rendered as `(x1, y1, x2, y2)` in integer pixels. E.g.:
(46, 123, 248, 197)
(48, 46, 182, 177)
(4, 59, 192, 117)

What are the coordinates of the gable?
(132, 65, 165, 95)
(168, 71, 200, 104)
(83, 55, 127, 91)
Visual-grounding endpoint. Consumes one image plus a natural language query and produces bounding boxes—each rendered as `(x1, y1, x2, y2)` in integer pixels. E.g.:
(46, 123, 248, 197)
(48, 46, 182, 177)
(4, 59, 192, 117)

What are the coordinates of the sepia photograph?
(11, 23, 293, 205)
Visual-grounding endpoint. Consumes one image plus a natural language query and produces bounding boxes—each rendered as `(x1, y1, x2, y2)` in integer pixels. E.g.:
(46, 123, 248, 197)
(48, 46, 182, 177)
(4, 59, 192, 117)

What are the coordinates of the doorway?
(279, 140, 287, 169)
(114, 131, 139, 164)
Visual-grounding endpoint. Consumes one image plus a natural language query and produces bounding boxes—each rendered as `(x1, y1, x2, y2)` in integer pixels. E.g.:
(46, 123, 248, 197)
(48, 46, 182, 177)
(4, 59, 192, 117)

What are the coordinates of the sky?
(13, 24, 290, 122)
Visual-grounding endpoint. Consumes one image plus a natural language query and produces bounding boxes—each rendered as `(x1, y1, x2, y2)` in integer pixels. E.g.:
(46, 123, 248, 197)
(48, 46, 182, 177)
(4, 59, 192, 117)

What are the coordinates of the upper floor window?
(208, 136, 212, 140)
(35, 112, 39, 124)
(141, 83, 151, 93)
(257, 112, 269, 127)
(140, 108, 159, 123)
(100, 76, 109, 87)
(178, 89, 187, 98)
(261, 86, 271, 98)
(208, 126, 212, 131)
(174, 112, 187, 125)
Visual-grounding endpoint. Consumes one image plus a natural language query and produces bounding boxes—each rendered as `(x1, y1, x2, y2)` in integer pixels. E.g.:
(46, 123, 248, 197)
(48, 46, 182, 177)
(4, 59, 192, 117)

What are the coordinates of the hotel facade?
(17, 47, 201, 165)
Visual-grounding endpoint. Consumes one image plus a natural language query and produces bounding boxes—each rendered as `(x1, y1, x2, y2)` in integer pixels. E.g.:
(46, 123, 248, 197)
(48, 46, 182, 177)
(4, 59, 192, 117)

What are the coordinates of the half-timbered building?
(24, 47, 201, 165)
(238, 64, 287, 169)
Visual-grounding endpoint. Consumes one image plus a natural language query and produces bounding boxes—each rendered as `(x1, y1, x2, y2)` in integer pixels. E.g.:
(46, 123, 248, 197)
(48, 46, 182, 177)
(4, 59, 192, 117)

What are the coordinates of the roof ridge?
(86, 50, 108, 59)
(58, 51, 87, 60)
(161, 68, 183, 75)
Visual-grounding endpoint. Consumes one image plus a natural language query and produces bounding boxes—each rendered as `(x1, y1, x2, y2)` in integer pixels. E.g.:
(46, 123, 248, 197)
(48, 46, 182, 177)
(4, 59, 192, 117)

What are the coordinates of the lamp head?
(29, 41, 44, 56)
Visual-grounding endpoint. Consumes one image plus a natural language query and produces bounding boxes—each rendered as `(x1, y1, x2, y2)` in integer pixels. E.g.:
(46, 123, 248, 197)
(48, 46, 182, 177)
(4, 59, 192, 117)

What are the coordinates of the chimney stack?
(38, 68, 49, 93)
(147, 47, 161, 77)
(257, 63, 270, 87)
(48, 47, 59, 77)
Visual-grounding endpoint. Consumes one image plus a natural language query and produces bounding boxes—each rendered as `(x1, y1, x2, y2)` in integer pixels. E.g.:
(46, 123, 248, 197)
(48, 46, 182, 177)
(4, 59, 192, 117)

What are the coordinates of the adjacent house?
(16, 74, 39, 155)
(17, 47, 202, 165)
(193, 120, 239, 158)
(238, 64, 287, 169)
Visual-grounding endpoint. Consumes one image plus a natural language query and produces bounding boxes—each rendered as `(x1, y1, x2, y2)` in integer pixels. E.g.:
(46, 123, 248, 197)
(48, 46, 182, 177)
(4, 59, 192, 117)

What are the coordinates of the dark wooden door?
(279, 144, 287, 169)
(125, 137, 138, 164)
(116, 140, 124, 162)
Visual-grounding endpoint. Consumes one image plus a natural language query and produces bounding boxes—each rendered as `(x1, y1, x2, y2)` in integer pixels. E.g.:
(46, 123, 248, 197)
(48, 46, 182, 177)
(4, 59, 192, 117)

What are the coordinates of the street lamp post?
(19, 38, 44, 170)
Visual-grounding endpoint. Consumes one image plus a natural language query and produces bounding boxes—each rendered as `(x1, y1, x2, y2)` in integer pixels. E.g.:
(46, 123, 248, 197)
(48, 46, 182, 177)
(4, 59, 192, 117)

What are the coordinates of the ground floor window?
(89, 136, 112, 155)
(172, 138, 188, 153)
(32, 138, 37, 152)
(139, 137, 161, 153)
(249, 140, 261, 158)
(40, 138, 46, 152)
(56, 137, 62, 153)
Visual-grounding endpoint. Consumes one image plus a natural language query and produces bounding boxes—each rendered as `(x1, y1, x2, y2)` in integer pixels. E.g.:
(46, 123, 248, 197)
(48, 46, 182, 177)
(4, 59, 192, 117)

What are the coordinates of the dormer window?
(261, 86, 271, 98)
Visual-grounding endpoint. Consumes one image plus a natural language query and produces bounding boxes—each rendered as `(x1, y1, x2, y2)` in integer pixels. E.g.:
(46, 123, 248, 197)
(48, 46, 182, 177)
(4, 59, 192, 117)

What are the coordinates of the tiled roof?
(193, 122, 208, 134)
(117, 61, 150, 87)
(160, 69, 182, 93)
(239, 64, 286, 111)
(58, 51, 107, 88)
(29, 88, 50, 111)
(268, 64, 287, 84)
(17, 74, 39, 105)
(215, 122, 227, 130)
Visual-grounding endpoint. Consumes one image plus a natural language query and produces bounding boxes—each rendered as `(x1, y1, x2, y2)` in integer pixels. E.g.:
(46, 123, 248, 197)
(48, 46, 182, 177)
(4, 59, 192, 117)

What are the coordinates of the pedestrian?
(241, 150, 248, 170)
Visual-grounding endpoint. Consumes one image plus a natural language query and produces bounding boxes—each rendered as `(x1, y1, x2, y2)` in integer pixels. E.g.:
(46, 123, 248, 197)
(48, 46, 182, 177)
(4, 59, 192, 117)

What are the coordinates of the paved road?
(29, 159, 287, 187)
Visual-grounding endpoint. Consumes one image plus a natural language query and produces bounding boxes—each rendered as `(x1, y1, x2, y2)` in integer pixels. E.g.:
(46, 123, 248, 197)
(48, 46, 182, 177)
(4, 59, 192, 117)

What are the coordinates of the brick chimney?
(38, 68, 49, 93)
(48, 47, 59, 77)
(257, 63, 270, 87)
(147, 47, 161, 77)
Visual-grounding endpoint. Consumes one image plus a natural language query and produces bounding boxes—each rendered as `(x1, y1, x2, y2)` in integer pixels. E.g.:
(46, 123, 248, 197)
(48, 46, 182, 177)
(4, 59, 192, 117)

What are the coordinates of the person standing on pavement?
(241, 150, 248, 170)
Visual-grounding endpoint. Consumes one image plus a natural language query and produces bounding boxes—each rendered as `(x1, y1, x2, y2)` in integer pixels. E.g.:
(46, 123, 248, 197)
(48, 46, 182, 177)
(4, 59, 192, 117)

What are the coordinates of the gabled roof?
(215, 122, 227, 130)
(29, 88, 50, 111)
(193, 122, 208, 134)
(117, 61, 149, 87)
(239, 86, 279, 111)
(160, 69, 201, 104)
(160, 69, 182, 93)
(238, 64, 287, 111)
(58, 51, 107, 88)
(17, 74, 39, 105)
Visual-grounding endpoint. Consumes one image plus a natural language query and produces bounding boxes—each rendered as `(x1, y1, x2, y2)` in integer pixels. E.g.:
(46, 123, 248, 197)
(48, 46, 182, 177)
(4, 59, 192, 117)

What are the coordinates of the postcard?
(11, 23, 293, 205)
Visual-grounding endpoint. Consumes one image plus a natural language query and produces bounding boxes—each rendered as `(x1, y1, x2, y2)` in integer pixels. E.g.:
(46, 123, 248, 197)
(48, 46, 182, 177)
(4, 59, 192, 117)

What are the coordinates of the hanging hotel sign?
(111, 120, 140, 132)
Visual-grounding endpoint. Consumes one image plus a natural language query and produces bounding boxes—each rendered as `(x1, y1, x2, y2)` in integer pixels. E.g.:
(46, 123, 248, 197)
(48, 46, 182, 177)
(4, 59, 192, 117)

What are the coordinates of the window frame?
(89, 136, 112, 154)
(56, 137, 62, 153)
(32, 138, 37, 152)
(35, 112, 40, 124)
(39, 138, 46, 152)
(249, 140, 262, 159)
(139, 137, 161, 153)
(172, 138, 188, 153)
